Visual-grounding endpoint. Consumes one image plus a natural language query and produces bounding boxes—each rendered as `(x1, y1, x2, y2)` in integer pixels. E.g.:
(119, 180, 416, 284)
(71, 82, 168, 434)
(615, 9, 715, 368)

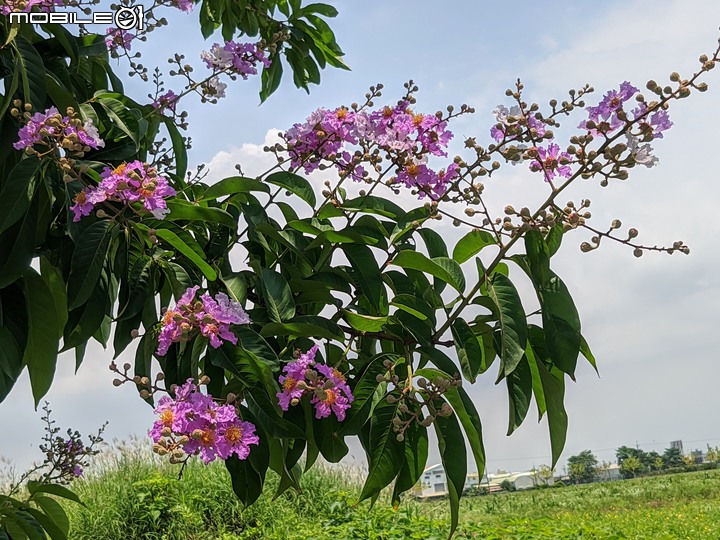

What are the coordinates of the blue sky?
(2, 0, 720, 478)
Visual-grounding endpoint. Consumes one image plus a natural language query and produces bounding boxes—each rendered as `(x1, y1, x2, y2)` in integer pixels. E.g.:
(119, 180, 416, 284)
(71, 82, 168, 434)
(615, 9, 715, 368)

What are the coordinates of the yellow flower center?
(336, 107, 348, 119)
(382, 106, 394, 118)
(160, 410, 174, 426)
(200, 429, 215, 447)
(74, 191, 87, 204)
(323, 389, 337, 405)
(112, 163, 127, 176)
(283, 377, 297, 392)
(406, 164, 420, 177)
(224, 425, 243, 444)
(332, 369, 345, 381)
(412, 113, 424, 127)
(162, 309, 176, 325)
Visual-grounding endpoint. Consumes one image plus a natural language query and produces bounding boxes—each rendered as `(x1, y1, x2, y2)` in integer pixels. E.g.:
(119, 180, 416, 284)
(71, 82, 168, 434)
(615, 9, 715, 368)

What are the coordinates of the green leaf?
(165, 199, 237, 229)
(155, 228, 217, 281)
(506, 354, 532, 435)
(27, 482, 83, 506)
(314, 414, 350, 462)
(434, 403, 467, 539)
(97, 96, 139, 144)
(0, 159, 41, 236)
(341, 244, 384, 313)
(453, 230, 496, 263)
(67, 220, 118, 310)
(451, 318, 482, 383)
(538, 272, 581, 377)
(33, 495, 69, 536)
(259, 267, 295, 322)
(532, 344, 569, 468)
(392, 251, 465, 293)
(546, 221, 564, 257)
(202, 176, 270, 200)
(22, 268, 61, 408)
(485, 273, 527, 380)
(260, 316, 344, 341)
(0, 198, 37, 289)
(39, 256, 68, 340)
(341, 196, 404, 220)
(265, 171, 316, 208)
(225, 453, 265, 507)
(14, 37, 46, 110)
(358, 399, 404, 502)
(19, 508, 65, 540)
(245, 387, 305, 439)
(161, 116, 187, 180)
(341, 310, 387, 333)
(580, 334, 599, 376)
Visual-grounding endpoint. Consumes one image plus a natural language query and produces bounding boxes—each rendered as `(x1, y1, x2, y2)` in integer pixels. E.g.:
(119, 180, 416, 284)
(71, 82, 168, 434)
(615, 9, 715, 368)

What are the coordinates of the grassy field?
(62, 446, 720, 539)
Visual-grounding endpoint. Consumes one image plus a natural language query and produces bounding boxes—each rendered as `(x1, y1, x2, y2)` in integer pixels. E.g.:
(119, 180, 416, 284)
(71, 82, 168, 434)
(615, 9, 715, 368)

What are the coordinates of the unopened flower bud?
(161, 427, 172, 437)
(123, 363, 131, 371)
(633, 248, 643, 258)
(611, 219, 622, 229)
(112, 378, 123, 387)
(290, 398, 300, 406)
(396, 433, 405, 442)
(628, 228, 639, 239)
(580, 242, 592, 253)
(139, 390, 150, 399)
(199, 375, 210, 386)
(130, 329, 140, 338)
(191, 429, 204, 440)
(226, 393, 237, 403)
(386, 394, 398, 404)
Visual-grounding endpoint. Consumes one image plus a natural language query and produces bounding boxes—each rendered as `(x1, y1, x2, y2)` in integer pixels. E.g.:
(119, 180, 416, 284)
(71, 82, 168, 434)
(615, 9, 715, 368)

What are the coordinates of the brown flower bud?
(633, 248, 643, 258)
(112, 378, 123, 387)
(628, 228, 639, 239)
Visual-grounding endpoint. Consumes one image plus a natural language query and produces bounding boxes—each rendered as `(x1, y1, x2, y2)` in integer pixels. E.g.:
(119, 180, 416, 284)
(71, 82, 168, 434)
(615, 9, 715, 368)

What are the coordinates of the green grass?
(63, 445, 720, 539)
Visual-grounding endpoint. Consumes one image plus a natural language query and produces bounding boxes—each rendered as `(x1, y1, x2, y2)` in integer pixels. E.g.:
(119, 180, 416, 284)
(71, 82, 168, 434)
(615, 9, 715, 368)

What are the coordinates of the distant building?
(690, 449, 705, 465)
(670, 440, 684, 455)
(420, 464, 448, 497)
(598, 464, 623, 482)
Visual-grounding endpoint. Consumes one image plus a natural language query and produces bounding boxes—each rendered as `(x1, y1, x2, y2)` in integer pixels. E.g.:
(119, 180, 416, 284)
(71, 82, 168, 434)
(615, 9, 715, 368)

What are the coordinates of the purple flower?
(149, 379, 259, 464)
(152, 90, 179, 113)
(396, 161, 458, 200)
(172, 0, 193, 12)
(0, 0, 63, 15)
(14, 106, 104, 157)
(201, 41, 270, 78)
(529, 143, 573, 182)
(631, 102, 672, 140)
(202, 76, 227, 99)
(580, 81, 639, 136)
(156, 288, 250, 355)
(105, 27, 134, 52)
(276, 344, 353, 421)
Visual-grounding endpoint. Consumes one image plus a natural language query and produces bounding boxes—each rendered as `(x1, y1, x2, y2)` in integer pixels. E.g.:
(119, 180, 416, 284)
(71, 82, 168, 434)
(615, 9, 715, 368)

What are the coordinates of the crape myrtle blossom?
(150, 379, 259, 464)
(529, 143, 573, 182)
(170, 0, 193, 12)
(0, 0, 63, 14)
(14, 106, 104, 155)
(105, 27, 134, 52)
(277, 344, 354, 421)
(579, 81, 639, 136)
(631, 102, 673, 140)
(201, 41, 271, 78)
(156, 286, 251, 356)
(152, 90, 179, 113)
(283, 100, 457, 199)
(490, 104, 546, 143)
(202, 76, 227, 99)
(625, 133, 659, 168)
(70, 161, 176, 221)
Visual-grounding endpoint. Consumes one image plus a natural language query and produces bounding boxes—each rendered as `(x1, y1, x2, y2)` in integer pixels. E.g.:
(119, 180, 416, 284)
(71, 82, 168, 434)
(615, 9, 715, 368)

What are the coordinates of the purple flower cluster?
(70, 161, 176, 222)
(283, 101, 456, 198)
(152, 90, 179, 113)
(578, 81, 639, 137)
(14, 106, 104, 154)
(105, 27, 134, 52)
(171, 0, 193, 12)
(60, 439, 85, 477)
(630, 102, 672, 140)
(528, 143, 573, 183)
(277, 344, 354, 421)
(157, 286, 251, 356)
(201, 41, 271, 78)
(0, 0, 63, 15)
(150, 379, 259, 463)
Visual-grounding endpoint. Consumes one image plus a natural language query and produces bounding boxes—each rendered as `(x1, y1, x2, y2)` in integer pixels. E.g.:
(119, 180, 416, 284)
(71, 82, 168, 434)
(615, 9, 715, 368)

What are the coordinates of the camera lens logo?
(114, 6, 144, 30)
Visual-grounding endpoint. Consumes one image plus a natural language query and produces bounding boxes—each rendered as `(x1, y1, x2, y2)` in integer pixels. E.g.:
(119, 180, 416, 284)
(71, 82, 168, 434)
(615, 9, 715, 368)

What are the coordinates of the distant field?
(63, 448, 720, 539)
